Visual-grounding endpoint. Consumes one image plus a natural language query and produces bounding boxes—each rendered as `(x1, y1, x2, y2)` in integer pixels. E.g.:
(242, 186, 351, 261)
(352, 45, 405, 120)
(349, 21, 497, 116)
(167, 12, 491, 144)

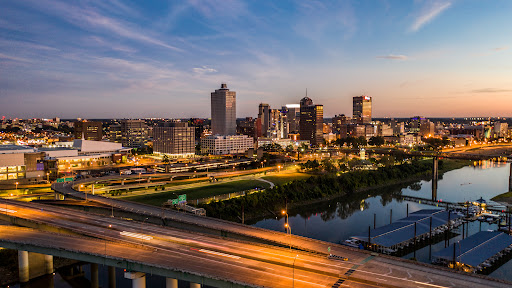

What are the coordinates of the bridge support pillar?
(44, 254, 53, 274)
(432, 157, 439, 201)
(18, 250, 29, 283)
(91, 263, 99, 288)
(190, 283, 201, 288)
(166, 278, 178, 288)
(125, 271, 146, 288)
(509, 163, 512, 192)
(108, 266, 116, 288)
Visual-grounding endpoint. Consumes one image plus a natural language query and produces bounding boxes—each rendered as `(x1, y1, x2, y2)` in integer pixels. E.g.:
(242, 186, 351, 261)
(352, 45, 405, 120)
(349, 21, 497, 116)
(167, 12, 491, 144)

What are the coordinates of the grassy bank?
(125, 180, 270, 206)
(262, 172, 312, 186)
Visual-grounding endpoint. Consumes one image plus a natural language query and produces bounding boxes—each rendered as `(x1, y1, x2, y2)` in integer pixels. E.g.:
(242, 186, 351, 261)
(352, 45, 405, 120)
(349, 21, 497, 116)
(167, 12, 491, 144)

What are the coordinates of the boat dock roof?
(352, 209, 462, 248)
(433, 231, 512, 268)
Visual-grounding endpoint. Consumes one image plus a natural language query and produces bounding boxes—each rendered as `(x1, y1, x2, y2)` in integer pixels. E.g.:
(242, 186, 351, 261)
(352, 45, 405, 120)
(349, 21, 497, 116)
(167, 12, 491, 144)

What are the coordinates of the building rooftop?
(0, 145, 36, 154)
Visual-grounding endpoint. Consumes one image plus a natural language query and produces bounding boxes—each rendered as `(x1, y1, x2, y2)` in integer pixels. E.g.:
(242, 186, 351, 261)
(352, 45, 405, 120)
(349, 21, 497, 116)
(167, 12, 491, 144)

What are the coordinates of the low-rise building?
(201, 135, 253, 155)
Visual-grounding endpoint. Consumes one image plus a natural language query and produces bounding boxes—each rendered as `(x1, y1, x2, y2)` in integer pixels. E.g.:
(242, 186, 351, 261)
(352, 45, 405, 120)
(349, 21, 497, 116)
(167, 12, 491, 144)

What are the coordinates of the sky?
(1, 0, 511, 119)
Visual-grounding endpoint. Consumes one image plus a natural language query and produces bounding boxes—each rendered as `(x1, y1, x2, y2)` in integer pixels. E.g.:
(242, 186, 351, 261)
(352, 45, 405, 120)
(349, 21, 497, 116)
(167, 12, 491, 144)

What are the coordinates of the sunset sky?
(1, 0, 511, 119)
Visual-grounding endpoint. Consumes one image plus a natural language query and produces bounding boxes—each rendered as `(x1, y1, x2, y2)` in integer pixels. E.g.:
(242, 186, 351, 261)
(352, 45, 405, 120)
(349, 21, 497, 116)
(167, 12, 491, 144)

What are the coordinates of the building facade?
(153, 123, 195, 158)
(211, 83, 236, 135)
(299, 97, 324, 145)
(120, 120, 149, 148)
(74, 120, 102, 141)
(201, 135, 253, 155)
(353, 95, 372, 124)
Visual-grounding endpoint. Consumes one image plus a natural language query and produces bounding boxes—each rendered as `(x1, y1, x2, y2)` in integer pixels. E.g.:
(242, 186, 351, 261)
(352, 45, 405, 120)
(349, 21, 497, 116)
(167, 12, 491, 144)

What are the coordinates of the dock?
(433, 231, 512, 273)
(349, 209, 464, 254)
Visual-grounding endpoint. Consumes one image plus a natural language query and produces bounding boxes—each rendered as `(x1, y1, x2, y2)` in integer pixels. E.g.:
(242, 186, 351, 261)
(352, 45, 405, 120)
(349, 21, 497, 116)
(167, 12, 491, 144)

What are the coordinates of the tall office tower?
(282, 104, 300, 134)
(153, 122, 195, 158)
(299, 97, 324, 145)
(268, 109, 286, 139)
(258, 103, 271, 137)
(353, 95, 372, 124)
(120, 119, 148, 148)
(74, 120, 102, 141)
(211, 83, 236, 135)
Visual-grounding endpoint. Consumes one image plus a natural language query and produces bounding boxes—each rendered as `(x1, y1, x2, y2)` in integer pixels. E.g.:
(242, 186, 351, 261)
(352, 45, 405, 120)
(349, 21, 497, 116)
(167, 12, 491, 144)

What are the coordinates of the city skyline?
(1, 0, 512, 119)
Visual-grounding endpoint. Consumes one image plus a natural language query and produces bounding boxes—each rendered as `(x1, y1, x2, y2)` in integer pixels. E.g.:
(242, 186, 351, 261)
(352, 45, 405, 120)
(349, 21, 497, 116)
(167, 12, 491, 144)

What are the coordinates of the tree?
(369, 136, 385, 147)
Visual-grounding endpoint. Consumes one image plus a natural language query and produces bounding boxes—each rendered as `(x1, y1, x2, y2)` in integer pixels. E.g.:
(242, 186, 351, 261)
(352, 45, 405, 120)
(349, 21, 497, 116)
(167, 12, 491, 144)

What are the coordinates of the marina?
(433, 231, 512, 273)
(347, 209, 464, 254)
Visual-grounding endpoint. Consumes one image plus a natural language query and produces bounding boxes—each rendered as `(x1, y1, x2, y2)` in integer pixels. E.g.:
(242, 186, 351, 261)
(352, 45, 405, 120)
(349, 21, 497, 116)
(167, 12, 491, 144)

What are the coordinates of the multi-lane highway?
(2, 198, 511, 287)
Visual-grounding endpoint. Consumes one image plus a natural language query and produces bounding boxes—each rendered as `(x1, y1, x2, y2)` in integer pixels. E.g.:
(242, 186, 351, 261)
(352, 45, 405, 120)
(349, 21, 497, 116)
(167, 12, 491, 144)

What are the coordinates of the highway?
(2, 198, 511, 287)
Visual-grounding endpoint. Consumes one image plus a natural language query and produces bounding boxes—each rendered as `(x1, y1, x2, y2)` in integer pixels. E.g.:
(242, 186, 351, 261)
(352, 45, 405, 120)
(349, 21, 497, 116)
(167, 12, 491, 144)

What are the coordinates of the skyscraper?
(257, 103, 270, 137)
(353, 95, 372, 124)
(211, 83, 236, 135)
(299, 97, 323, 145)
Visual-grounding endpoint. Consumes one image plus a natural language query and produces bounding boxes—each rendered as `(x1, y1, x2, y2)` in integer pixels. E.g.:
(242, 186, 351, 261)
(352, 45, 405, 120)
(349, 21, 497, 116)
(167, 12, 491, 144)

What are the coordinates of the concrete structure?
(120, 120, 149, 148)
(353, 95, 372, 124)
(257, 103, 270, 137)
(0, 145, 44, 182)
(299, 97, 323, 145)
(74, 120, 103, 141)
(494, 122, 509, 138)
(236, 117, 257, 138)
(201, 135, 253, 155)
(420, 121, 435, 137)
(17, 250, 54, 283)
(282, 104, 300, 134)
(153, 122, 195, 158)
(211, 83, 236, 136)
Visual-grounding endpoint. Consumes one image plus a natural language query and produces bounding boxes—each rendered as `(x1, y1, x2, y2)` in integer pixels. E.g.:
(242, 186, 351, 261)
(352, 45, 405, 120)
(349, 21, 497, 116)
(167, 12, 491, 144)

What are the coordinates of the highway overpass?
(4, 187, 512, 287)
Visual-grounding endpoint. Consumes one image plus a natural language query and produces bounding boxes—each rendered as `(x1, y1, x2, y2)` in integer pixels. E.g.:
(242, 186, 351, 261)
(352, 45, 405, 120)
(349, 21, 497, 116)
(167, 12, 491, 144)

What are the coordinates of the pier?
(433, 231, 512, 273)
(349, 209, 464, 254)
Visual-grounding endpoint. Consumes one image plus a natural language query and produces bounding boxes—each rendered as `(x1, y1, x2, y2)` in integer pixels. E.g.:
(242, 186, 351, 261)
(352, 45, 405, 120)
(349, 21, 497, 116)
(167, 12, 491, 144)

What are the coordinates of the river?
(253, 161, 512, 281)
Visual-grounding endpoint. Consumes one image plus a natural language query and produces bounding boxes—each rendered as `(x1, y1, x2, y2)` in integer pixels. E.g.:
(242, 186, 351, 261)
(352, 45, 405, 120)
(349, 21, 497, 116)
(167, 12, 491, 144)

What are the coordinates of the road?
(3, 197, 511, 288)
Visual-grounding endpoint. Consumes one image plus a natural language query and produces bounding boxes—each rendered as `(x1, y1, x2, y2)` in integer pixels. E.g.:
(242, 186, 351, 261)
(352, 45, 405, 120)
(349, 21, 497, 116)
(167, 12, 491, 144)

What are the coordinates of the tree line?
(198, 160, 437, 221)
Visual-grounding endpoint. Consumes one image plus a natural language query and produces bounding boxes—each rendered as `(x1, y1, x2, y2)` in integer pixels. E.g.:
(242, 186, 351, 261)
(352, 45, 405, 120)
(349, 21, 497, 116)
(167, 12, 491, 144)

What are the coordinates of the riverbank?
(199, 159, 471, 222)
(492, 192, 512, 206)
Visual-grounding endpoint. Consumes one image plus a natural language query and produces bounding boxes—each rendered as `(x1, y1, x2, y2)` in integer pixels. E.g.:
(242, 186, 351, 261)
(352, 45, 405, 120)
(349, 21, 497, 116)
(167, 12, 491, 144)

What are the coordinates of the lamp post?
(282, 210, 291, 250)
(46, 172, 49, 183)
(80, 184, 86, 201)
(15, 182, 18, 195)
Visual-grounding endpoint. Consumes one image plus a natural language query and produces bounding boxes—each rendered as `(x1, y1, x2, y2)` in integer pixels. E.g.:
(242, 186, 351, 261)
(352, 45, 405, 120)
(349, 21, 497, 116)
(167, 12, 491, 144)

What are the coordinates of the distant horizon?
(2, 1, 512, 118)
(2, 115, 511, 122)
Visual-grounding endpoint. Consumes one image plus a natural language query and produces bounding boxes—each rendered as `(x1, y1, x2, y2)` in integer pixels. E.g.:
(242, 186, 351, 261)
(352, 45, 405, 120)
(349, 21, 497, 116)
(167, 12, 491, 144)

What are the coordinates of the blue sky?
(1, 0, 511, 119)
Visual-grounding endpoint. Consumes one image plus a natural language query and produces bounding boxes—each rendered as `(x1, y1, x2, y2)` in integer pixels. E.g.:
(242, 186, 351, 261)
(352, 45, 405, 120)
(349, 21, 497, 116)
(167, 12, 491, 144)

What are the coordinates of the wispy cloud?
(471, 88, 512, 93)
(24, 0, 182, 52)
(410, 1, 452, 32)
(193, 66, 217, 74)
(493, 47, 509, 51)
(0, 52, 32, 63)
(376, 54, 408, 60)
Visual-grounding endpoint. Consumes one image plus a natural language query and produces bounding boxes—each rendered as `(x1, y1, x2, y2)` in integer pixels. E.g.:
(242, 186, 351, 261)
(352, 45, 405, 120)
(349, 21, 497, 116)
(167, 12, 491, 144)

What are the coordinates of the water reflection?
(253, 163, 512, 280)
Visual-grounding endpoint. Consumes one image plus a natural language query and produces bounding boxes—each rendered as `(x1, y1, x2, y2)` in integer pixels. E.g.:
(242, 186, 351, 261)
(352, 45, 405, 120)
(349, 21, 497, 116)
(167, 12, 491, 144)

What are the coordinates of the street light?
(46, 172, 49, 183)
(15, 182, 18, 191)
(282, 210, 291, 250)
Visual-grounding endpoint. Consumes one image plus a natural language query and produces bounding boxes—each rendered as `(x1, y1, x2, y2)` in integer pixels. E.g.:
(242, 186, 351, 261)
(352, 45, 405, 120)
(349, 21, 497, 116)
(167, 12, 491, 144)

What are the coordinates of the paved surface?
(4, 196, 512, 288)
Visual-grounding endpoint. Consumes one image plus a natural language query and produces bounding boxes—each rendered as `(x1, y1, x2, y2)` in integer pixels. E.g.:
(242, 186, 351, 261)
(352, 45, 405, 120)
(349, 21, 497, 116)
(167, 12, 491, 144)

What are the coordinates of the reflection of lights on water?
(360, 199, 365, 211)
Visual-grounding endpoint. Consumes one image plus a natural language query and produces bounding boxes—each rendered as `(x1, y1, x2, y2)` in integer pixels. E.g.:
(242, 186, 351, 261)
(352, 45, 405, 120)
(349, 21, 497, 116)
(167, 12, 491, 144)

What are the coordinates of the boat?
(343, 238, 362, 248)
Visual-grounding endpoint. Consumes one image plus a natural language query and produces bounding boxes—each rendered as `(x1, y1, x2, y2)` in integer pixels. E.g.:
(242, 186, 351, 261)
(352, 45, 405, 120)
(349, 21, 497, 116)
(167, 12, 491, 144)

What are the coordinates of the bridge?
(1, 198, 511, 288)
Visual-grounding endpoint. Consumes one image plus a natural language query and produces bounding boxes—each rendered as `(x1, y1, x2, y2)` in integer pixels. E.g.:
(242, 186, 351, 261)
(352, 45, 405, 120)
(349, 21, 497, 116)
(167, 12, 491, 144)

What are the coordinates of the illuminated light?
(197, 248, 240, 259)
(0, 208, 17, 213)
(120, 231, 153, 241)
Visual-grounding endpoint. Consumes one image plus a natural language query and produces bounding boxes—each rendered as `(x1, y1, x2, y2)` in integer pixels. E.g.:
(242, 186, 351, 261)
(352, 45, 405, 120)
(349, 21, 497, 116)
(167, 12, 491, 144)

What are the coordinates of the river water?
(253, 161, 512, 281)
